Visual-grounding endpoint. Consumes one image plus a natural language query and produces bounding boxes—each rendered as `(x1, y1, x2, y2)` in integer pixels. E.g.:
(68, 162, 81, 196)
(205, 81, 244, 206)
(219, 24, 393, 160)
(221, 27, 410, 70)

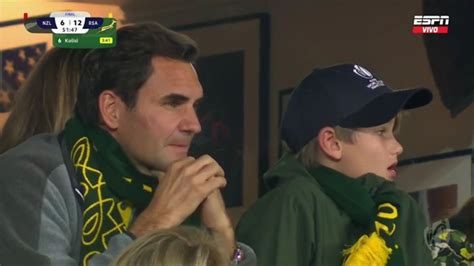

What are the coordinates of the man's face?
(338, 118, 403, 181)
(114, 57, 203, 175)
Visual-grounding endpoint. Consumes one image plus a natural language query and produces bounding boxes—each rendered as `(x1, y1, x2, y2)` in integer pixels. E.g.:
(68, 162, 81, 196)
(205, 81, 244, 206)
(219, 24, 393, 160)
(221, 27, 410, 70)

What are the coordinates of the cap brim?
(339, 87, 433, 128)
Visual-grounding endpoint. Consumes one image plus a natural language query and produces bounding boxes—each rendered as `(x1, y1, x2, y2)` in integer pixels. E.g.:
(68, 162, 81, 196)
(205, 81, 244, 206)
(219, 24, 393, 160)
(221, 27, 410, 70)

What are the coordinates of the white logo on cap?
(353, 65, 373, 79)
(352, 65, 385, 90)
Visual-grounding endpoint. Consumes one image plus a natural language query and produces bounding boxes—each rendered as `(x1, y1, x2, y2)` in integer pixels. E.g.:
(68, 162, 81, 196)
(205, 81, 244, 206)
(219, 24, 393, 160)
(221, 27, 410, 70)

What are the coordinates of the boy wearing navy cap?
(236, 64, 434, 266)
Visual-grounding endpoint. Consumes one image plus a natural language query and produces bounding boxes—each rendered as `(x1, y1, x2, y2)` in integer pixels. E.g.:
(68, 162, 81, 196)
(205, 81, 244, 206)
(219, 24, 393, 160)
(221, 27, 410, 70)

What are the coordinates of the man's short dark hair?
(75, 22, 199, 126)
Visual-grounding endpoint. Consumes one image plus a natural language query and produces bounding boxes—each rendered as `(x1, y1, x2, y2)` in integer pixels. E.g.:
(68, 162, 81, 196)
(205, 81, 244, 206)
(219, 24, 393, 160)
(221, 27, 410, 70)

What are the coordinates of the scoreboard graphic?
(24, 11, 116, 48)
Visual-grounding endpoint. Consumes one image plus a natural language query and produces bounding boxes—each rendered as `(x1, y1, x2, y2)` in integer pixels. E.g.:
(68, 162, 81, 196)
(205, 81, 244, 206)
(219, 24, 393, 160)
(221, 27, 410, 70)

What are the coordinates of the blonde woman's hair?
(0, 48, 89, 153)
(291, 114, 402, 168)
(113, 226, 229, 266)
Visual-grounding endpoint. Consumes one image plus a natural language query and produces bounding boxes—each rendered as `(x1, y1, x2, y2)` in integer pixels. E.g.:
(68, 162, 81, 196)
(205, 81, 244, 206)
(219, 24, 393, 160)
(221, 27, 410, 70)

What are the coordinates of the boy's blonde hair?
(290, 115, 402, 168)
(291, 126, 355, 168)
(112, 226, 229, 266)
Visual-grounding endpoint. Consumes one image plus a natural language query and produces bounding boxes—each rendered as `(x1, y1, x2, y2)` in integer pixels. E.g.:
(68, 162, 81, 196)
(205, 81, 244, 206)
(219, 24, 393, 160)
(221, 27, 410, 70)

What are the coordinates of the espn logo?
(412, 15, 449, 34)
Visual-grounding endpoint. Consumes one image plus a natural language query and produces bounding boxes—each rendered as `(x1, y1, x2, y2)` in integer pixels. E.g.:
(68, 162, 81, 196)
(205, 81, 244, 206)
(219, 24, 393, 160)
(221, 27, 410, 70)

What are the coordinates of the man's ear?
(98, 90, 123, 130)
(317, 127, 342, 160)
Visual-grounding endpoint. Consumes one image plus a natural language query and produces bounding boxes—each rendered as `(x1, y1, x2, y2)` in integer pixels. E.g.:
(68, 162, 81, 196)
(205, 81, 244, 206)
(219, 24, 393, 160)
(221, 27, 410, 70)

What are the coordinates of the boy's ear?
(317, 127, 343, 160)
(98, 90, 123, 131)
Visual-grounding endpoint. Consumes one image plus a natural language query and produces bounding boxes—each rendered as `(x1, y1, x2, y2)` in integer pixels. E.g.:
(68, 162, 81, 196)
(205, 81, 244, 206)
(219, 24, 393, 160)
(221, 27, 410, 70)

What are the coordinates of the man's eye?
(164, 101, 180, 107)
(377, 129, 386, 135)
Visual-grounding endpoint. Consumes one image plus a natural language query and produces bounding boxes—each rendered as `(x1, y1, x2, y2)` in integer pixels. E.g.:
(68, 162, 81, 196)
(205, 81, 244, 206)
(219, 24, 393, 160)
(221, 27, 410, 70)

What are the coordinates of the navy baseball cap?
(281, 64, 433, 153)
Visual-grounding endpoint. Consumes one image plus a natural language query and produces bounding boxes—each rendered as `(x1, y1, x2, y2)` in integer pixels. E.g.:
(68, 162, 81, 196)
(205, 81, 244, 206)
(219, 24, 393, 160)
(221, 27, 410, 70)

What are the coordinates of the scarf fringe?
(343, 232, 392, 266)
(460, 247, 474, 260)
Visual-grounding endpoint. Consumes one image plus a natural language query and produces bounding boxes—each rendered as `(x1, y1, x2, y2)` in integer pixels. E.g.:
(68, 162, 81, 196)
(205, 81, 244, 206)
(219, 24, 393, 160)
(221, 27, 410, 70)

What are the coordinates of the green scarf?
(307, 166, 405, 266)
(63, 117, 160, 265)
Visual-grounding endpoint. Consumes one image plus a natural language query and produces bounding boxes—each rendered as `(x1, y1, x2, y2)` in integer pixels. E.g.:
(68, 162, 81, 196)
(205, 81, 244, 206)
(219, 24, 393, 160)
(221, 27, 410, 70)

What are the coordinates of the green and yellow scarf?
(308, 166, 405, 266)
(63, 117, 159, 265)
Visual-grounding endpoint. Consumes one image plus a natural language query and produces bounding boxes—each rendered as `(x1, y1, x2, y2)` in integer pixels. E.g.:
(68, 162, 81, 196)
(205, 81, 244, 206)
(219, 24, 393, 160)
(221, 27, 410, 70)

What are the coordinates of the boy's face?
(338, 118, 403, 181)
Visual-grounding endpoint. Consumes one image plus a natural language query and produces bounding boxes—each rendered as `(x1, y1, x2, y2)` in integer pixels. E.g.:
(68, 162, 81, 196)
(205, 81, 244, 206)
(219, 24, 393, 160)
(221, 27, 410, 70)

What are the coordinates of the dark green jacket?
(236, 153, 433, 266)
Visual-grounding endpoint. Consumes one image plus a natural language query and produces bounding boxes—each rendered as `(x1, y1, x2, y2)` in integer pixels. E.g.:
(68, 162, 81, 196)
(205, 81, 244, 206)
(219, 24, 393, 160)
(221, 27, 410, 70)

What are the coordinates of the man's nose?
(179, 108, 202, 134)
